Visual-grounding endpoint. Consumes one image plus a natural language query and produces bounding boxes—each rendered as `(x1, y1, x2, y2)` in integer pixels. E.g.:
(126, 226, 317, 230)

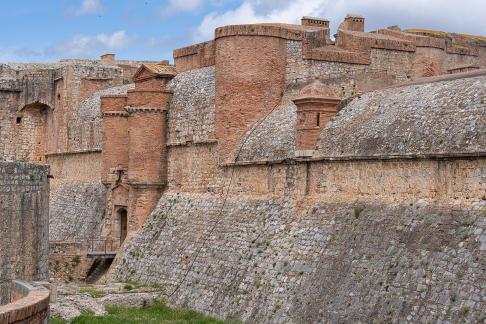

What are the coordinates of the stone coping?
(45, 149, 101, 157)
(222, 151, 486, 166)
(389, 68, 486, 88)
(0, 281, 50, 324)
(215, 23, 306, 41)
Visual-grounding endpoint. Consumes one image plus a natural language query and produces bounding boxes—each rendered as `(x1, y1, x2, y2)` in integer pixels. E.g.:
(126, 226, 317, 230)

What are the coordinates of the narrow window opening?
(16, 117, 22, 124)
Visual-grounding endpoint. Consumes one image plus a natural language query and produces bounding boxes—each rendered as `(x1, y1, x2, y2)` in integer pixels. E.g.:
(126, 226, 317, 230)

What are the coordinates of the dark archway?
(118, 208, 128, 244)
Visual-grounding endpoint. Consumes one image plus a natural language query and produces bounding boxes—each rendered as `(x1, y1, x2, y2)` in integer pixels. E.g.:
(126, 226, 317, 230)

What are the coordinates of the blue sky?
(1, 0, 485, 63)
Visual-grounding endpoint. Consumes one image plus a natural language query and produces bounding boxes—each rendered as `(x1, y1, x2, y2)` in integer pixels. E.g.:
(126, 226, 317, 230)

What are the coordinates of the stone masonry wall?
(112, 140, 486, 322)
(113, 191, 486, 323)
(0, 162, 49, 304)
(46, 151, 105, 282)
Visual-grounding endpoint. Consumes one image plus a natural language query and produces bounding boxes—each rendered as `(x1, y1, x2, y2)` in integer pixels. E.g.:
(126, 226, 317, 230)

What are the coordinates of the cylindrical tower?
(214, 25, 289, 163)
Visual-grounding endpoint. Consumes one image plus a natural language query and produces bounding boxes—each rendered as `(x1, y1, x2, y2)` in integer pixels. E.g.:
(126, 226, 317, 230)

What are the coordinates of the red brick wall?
(127, 90, 172, 107)
(127, 110, 166, 184)
(215, 35, 287, 163)
(295, 101, 338, 150)
(79, 79, 114, 104)
(102, 113, 129, 184)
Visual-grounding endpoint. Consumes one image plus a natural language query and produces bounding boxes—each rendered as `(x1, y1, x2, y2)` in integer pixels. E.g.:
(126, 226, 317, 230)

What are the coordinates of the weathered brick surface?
(215, 35, 287, 163)
(0, 281, 50, 323)
(0, 162, 49, 304)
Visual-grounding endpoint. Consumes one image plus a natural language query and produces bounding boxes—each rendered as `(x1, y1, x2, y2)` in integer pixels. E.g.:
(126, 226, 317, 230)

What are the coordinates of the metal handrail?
(87, 239, 119, 255)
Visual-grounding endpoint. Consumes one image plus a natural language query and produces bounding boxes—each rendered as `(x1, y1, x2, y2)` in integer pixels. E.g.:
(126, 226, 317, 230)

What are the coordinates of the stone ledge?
(125, 107, 167, 113)
(215, 24, 305, 41)
(45, 149, 101, 157)
(224, 151, 486, 166)
(0, 280, 50, 324)
(102, 111, 129, 117)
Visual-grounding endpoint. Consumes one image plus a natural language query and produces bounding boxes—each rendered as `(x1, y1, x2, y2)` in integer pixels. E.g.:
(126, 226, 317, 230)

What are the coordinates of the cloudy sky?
(1, 0, 485, 62)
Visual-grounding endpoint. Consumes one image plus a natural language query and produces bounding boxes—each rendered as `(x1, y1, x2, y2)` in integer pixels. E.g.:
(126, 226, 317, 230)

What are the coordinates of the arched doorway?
(18, 102, 51, 162)
(118, 208, 128, 244)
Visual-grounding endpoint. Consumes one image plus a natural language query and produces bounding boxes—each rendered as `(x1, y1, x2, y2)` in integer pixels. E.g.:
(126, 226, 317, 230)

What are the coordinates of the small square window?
(16, 117, 22, 124)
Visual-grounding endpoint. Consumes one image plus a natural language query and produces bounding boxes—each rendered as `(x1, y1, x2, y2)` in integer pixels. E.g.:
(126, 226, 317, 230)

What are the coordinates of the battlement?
(173, 14, 485, 71)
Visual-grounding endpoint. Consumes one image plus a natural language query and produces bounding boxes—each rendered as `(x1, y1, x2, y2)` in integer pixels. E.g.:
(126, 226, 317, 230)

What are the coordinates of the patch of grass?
(461, 219, 474, 227)
(50, 317, 67, 324)
(71, 255, 81, 266)
(353, 206, 364, 219)
(78, 287, 106, 298)
(460, 305, 471, 315)
(67, 300, 227, 323)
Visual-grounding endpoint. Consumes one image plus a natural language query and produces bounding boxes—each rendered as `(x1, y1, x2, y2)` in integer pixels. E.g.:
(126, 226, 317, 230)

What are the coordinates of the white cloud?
(162, 0, 204, 16)
(74, 0, 104, 16)
(195, 0, 325, 40)
(195, 0, 486, 42)
(47, 31, 134, 58)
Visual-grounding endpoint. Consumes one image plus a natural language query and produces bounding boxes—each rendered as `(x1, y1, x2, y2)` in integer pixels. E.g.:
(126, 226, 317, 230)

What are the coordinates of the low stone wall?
(0, 280, 50, 323)
(49, 241, 93, 283)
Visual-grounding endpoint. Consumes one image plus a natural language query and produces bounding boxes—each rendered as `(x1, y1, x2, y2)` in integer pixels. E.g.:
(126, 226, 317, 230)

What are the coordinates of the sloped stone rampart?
(112, 191, 486, 323)
(112, 140, 486, 322)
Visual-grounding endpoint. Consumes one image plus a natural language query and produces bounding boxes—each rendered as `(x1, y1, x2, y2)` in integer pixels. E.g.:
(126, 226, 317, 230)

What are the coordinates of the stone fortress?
(0, 14, 485, 322)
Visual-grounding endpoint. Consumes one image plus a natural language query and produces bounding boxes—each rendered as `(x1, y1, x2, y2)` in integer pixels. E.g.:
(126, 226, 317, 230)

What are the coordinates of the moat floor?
(50, 283, 226, 323)
(50, 301, 225, 324)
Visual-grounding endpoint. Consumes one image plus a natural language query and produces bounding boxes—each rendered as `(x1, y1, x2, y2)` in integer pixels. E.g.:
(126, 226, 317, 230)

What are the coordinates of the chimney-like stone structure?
(301, 16, 330, 28)
(101, 62, 176, 239)
(338, 14, 365, 32)
(100, 53, 116, 64)
(293, 81, 341, 157)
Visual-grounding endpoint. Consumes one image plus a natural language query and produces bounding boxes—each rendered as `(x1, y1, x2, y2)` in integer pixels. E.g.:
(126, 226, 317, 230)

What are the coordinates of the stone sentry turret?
(293, 81, 341, 157)
(101, 62, 176, 242)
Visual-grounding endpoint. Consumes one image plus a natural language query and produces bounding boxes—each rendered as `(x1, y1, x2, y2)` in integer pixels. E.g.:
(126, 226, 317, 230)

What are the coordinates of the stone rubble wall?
(66, 84, 134, 152)
(0, 162, 49, 304)
(315, 74, 486, 158)
(112, 191, 486, 323)
(46, 151, 106, 282)
(166, 66, 216, 145)
(111, 137, 486, 322)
